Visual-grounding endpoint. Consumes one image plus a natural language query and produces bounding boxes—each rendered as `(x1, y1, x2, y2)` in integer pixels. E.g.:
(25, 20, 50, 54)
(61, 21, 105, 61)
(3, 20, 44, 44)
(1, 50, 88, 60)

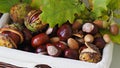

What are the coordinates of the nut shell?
(10, 3, 31, 24)
(0, 34, 16, 48)
(25, 10, 47, 32)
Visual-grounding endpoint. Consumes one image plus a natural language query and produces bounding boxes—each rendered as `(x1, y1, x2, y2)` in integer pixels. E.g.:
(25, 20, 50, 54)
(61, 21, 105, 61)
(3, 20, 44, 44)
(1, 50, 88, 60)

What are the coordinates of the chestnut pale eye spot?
(46, 43, 62, 57)
(82, 23, 98, 35)
(82, 23, 94, 33)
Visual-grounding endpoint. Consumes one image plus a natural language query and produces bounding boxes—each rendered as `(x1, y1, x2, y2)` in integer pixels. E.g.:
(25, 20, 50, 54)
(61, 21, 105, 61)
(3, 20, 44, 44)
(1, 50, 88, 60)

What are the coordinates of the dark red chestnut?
(46, 43, 62, 57)
(55, 41, 68, 51)
(36, 45, 47, 55)
(82, 23, 98, 35)
(64, 49, 79, 60)
(31, 33, 49, 48)
(57, 24, 72, 41)
(94, 37, 106, 49)
(22, 28, 32, 41)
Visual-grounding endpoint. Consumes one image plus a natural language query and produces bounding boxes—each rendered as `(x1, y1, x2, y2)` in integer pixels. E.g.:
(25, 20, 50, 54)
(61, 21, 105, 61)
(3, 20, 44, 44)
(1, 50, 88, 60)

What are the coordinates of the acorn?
(24, 10, 47, 32)
(10, 3, 31, 24)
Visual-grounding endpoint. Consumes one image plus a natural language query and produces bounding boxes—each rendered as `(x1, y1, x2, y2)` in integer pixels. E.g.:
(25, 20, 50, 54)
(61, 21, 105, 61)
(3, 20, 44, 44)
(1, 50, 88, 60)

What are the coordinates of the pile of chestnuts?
(0, 3, 119, 63)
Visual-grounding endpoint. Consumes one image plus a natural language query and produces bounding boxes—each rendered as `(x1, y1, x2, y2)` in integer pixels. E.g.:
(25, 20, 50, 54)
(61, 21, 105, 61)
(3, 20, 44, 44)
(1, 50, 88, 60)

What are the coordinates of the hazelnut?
(82, 23, 98, 34)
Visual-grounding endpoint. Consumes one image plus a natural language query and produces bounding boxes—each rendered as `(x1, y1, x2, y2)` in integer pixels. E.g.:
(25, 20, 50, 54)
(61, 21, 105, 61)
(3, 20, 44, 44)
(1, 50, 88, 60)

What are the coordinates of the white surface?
(0, 13, 114, 68)
(0, 42, 113, 68)
(110, 44, 120, 68)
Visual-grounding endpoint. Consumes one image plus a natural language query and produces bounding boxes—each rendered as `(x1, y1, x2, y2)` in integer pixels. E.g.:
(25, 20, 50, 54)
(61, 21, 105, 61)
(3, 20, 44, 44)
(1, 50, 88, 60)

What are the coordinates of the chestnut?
(55, 41, 68, 51)
(10, 3, 31, 24)
(22, 28, 32, 41)
(94, 37, 106, 49)
(36, 45, 47, 55)
(46, 25, 58, 37)
(79, 42, 101, 63)
(93, 20, 103, 28)
(82, 23, 98, 35)
(84, 34, 94, 43)
(79, 52, 101, 63)
(72, 19, 83, 32)
(31, 33, 49, 48)
(103, 34, 111, 43)
(24, 10, 47, 32)
(0, 27, 24, 46)
(0, 34, 16, 48)
(64, 49, 79, 60)
(50, 37, 60, 43)
(46, 43, 62, 57)
(67, 38, 79, 50)
(57, 24, 72, 41)
(110, 23, 119, 35)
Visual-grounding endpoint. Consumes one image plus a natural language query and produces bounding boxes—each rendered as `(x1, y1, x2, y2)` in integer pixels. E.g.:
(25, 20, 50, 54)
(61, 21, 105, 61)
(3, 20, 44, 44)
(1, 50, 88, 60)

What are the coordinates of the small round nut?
(50, 37, 60, 43)
(103, 34, 111, 43)
(93, 20, 103, 28)
(82, 23, 98, 35)
(110, 23, 119, 35)
(84, 34, 94, 43)
(67, 38, 79, 49)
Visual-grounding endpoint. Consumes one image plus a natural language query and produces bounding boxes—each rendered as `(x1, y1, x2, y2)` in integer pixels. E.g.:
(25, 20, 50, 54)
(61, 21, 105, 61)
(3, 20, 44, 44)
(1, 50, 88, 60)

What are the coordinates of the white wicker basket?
(0, 13, 114, 68)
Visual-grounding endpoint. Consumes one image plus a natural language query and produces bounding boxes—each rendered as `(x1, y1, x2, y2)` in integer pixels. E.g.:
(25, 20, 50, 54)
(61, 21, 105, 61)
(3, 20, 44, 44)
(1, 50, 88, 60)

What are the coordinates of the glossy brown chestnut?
(31, 33, 49, 48)
(64, 49, 79, 60)
(36, 45, 47, 55)
(55, 41, 68, 51)
(57, 24, 72, 41)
